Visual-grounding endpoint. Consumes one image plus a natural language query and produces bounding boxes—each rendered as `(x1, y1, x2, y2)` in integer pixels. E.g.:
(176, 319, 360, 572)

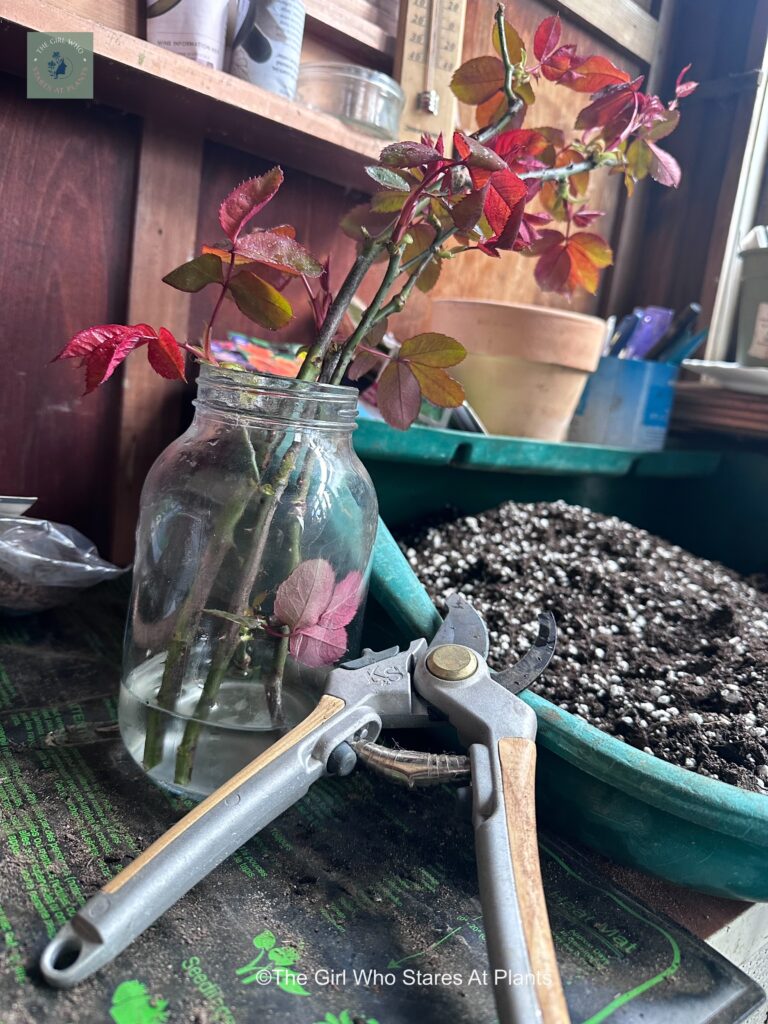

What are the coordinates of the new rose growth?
(54, 5, 695, 679)
(56, 5, 696, 437)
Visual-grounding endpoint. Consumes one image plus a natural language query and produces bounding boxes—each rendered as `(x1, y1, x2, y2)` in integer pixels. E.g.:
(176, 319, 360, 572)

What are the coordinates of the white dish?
(682, 360, 768, 396)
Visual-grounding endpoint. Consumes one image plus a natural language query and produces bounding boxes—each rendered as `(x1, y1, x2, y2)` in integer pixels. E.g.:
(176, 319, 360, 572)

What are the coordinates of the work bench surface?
(0, 584, 762, 1024)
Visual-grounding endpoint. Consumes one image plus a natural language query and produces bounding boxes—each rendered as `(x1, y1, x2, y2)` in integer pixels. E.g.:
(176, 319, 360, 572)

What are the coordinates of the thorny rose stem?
(142, 477, 256, 769)
(157, 0, 647, 782)
(172, 433, 304, 785)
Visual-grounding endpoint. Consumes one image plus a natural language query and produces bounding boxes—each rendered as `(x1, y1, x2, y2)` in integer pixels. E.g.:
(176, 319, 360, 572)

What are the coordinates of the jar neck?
(195, 364, 358, 433)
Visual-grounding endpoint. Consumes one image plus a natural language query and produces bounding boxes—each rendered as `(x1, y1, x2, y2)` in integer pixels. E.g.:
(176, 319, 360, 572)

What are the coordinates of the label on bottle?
(146, 0, 229, 70)
(748, 302, 768, 360)
(230, 0, 305, 99)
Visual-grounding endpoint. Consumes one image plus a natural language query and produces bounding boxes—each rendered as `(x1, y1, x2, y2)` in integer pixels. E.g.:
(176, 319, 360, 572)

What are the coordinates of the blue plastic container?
(569, 357, 679, 451)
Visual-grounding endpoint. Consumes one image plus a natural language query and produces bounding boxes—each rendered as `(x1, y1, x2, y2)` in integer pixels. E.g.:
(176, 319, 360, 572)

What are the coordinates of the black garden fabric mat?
(0, 586, 763, 1024)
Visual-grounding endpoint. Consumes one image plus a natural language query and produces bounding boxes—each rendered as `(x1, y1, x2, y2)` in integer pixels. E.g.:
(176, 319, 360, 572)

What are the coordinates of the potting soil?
(399, 500, 768, 793)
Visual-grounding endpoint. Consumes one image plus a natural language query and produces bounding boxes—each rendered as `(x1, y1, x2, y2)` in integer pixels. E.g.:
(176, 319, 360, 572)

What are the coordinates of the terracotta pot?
(431, 299, 605, 441)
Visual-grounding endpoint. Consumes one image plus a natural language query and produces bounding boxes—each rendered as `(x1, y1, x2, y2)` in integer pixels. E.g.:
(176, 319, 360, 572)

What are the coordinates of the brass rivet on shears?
(426, 644, 478, 681)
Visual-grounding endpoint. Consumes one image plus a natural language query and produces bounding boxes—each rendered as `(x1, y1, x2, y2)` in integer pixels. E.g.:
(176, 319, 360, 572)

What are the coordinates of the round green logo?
(27, 32, 93, 99)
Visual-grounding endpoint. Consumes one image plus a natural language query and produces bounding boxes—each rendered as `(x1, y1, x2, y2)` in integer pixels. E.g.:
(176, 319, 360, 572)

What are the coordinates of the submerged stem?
(263, 625, 290, 721)
(173, 436, 303, 786)
(142, 464, 257, 770)
(263, 462, 313, 721)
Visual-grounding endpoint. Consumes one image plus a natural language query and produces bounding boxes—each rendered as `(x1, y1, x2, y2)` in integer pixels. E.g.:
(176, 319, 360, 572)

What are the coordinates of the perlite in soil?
(400, 500, 768, 793)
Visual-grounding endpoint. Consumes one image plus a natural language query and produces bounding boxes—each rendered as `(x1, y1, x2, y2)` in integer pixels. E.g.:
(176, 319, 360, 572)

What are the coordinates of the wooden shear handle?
(498, 737, 570, 1024)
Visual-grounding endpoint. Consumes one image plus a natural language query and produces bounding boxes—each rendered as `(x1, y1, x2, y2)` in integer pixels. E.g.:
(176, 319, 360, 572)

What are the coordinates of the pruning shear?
(40, 595, 570, 1024)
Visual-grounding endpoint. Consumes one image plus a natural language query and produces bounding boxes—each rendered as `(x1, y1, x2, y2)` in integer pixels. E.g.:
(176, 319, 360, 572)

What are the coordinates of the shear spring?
(352, 740, 470, 788)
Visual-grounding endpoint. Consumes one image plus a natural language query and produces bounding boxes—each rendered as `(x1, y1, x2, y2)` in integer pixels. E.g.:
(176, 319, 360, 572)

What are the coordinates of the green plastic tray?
(355, 418, 722, 478)
(370, 523, 768, 901)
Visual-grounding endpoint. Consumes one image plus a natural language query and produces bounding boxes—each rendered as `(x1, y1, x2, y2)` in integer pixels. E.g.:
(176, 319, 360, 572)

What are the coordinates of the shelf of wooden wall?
(0, 0, 384, 191)
(304, 0, 397, 69)
(0, 0, 684, 561)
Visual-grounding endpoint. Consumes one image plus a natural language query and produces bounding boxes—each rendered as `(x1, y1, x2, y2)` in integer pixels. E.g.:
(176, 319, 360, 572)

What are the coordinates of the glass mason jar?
(119, 364, 377, 798)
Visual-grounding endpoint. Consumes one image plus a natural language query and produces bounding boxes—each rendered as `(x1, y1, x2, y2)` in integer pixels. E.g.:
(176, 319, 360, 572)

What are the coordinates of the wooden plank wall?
(3, 0, 764, 561)
(0, 71, 139, 553)
(110, 124, 203, 565)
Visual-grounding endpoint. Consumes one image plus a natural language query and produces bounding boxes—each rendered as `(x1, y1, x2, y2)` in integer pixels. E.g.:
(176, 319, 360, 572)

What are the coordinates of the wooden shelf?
(548, 0, 658, 65)
(305, 0, 396, 71)
(0, 0, 384, 191)
(671, 382, 768, 441)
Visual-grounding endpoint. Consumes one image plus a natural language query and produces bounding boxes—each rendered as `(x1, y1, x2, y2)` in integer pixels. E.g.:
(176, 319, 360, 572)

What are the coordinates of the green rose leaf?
(162, 253, 223, 292)
(229, 272, 293, 330)
(365, 166, 412, 191)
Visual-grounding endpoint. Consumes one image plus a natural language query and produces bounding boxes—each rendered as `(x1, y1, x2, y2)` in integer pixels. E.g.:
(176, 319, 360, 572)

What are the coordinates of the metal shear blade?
(492, 611, 557, 694)
(429, 593, 490, 658)
(427, 596, 556, 694)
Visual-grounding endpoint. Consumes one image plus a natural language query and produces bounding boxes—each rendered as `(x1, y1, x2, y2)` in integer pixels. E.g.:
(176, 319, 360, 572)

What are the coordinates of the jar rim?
(198, 362, 357, 399)
(195, 362, 359, 430)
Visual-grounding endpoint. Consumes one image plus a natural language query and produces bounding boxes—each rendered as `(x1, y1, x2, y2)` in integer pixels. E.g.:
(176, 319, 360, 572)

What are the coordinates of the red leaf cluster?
(454, 131, 527, 254)
(443, 8, 695, 291)
(529, 230, 613, 295)
(274, 559, 364, 667)
(492, 129, 551, 172)
(533, 16, 629, 93)
(576, 66, 696, 165)
(57, 165, 328, 394)
(54, 324, 186, 394)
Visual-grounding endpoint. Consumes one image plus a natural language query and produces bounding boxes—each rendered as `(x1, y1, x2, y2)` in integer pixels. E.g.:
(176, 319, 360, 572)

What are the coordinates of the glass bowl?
(297, 63, 404, 140)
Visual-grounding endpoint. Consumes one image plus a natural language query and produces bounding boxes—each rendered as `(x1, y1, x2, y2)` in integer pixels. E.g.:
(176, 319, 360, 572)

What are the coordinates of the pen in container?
(646, 303, 702, 361)
(608, 312, 641, 356)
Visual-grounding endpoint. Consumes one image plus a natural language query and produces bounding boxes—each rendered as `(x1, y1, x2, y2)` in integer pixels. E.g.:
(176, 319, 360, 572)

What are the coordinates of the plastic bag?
(0, 517, 126, 614)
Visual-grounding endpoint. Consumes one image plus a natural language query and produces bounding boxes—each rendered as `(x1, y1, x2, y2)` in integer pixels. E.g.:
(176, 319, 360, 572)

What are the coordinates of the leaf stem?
(391, 164, 457, 245)
(375, 226, 458, 325)
(330, 245, 403, 384)
(298, 240, 381, 382)
(203, 251, 236, 360)
(520, 158, 596, 181)
(495, 2, 517, 109)
(474, 4, 524, 144)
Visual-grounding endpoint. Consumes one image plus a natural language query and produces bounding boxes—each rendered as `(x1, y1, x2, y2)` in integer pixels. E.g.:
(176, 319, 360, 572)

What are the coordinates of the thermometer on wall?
(394, 0, 467, 143)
